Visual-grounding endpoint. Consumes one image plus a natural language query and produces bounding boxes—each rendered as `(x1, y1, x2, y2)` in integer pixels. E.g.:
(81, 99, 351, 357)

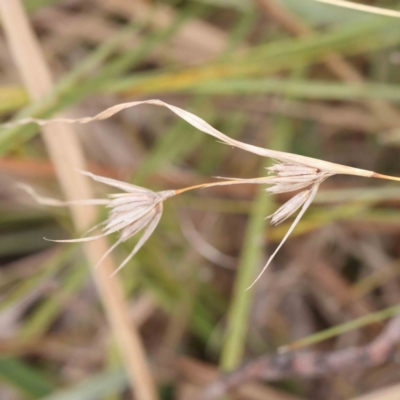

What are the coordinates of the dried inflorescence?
(23, 171, 175, 276)
(265, 161, 332, 226)
(8, 99, 400, 287)
(21, 161, 329, 287)
(237, 160, 333, 289)
(266, 162, 331, 194)
(268, 189, 311, 226)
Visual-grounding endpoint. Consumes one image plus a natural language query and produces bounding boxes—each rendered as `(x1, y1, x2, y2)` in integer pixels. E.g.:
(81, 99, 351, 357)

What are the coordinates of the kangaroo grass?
(4, 99, 400, 289)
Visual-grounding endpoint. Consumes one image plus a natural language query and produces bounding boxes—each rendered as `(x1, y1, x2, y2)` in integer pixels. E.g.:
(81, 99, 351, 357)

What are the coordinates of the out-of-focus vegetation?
(2, 0, 400, 399)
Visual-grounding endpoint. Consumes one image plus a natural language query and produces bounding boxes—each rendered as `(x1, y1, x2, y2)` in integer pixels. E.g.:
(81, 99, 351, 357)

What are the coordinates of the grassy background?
(2, 1, 400, 399)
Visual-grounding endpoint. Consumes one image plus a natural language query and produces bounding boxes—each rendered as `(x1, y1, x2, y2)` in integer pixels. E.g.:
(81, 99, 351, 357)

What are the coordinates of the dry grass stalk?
(0, 98, 384, 176)
(0, 2, 158, 399)
(5, 99, 400, 289)
(314, 0, 400, 18)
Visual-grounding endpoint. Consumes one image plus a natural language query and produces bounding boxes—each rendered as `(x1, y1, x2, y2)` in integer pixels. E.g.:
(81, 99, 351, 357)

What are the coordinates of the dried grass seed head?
(266, 161, 332, 194)
(267, 189, 311, 226)
(23, 170, 175, 276)
(8, 98, 400, 288)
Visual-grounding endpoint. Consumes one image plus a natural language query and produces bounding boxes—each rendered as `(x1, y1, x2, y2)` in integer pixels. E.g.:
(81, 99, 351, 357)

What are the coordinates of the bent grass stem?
(174, 177, 268, 195)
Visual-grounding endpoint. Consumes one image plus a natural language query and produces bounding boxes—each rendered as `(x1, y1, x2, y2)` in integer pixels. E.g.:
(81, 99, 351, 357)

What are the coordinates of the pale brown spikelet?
(268, 190, 310, 226)
(243, 160, 331, 289)
(267, 163, 319, 176)
(247, 183, 320, 290)
(204, 161, 330, 288)
(265, 161, 332, 194)
(21, 170, 175, 276)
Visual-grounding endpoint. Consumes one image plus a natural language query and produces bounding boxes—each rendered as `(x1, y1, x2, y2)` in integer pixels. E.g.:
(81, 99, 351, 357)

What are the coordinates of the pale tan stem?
(174, 177, 268, 195)
(315, 0, 400, 18)
(372, 172, 400, 183)
(173, 171, 400, 197)
(0, 2, 157, 399)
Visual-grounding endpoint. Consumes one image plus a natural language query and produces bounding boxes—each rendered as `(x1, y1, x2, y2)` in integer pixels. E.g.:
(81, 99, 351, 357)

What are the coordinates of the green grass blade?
(25, 0, 60, 12)
(106, 18, 399, 95)
(0, 4, 203, 156)
(189, 78, 400, 103)
(281, 303, 400, 352)
(42, 370, 127, 400)
(19, 261, 89, 338)
(0, 358, 54, 398)
(220, 66, 305, 370)
(219, 155, 272, 370)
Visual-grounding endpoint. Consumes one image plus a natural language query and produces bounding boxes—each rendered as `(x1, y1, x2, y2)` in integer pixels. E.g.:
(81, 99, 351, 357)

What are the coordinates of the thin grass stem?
(315, 0, 400, 18)
(174, 177, 268, 195)
(371, 172, 400, 183)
